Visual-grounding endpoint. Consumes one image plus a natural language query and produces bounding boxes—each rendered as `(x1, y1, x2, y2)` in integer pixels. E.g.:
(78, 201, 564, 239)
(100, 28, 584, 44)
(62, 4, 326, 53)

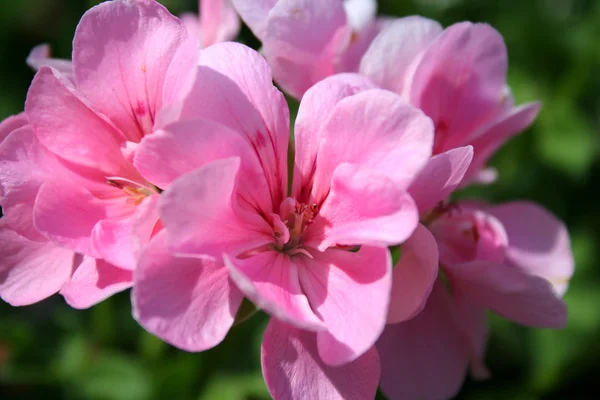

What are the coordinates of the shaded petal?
(231, 0, 277, 40)
(360, 16, 442, 93)
(91, 194, 160, 271)
(262, 319, 381, 400)
(165, 43, 289, 212)
(26, 44, 74, 80)
(262, 0, 349, 98)
(0, 221, 74, 306)
(297, 245, 391, 366)
(60, 256, 132, 309)
(410, 22, 508, 152)
(446, 261, 567, 328)
(25, 67, 130, 176)
(305, 163, 419, 251)
(197, 42, 289, 205)
(73, 0, 190, 140)
(337, 17, 391, 74)
(378, 281, 469, 400)
(0, 112, 28, 143)
(180, 12, 201, 47)
(388, 224, 438, 323)
(199, 0, 241, 46)
(292, 73, 376, 201)
(431, 206, 508, 265)
(133, 231, 242, 351)
(162, 35, 198, 112)
(465, 103, 540, 182)
(408, 146, 473, 214)
(312, 88, 433, 201)
(134, 119, 267, 197)
(34, 182, 132, 255)
(452, 290, 490, 379)
(225, 251, 325, 330)
(160, 157, 272, 258)
(0, 126, 105, 242)
(0, 126, 65, 241)
(486, 201, 574, 296)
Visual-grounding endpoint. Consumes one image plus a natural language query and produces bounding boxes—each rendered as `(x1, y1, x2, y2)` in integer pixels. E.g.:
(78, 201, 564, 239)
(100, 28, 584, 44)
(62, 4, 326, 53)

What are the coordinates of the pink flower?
(360, 19, 540, 184)
(233, 3, 539, 183)
(180, 0, 241, 48)
(232, 0, 387, 98)
(0, 0, 196, 307)
(131, 42, 434, 399)
(378, 199, 573, 400)
(364, 22, 571, 397)
(0, 115, 133, 307)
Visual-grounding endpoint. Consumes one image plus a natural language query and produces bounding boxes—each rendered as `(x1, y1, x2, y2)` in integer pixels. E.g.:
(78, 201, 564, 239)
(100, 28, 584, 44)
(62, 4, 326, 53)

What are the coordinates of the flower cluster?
(0, 1, 574, 399)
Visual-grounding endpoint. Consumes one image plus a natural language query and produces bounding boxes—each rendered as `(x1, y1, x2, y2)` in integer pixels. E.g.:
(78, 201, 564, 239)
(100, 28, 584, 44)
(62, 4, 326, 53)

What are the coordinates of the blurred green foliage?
(1, 0, 599, 399)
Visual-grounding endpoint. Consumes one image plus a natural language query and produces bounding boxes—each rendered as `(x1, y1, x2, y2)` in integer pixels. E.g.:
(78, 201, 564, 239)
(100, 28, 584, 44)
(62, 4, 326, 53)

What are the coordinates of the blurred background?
(1, 0, 599, 399)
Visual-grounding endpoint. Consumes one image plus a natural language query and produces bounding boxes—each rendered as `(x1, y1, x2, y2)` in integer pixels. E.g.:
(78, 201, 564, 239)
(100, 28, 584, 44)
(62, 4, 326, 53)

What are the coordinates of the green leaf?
(74, 353, 152, 400)
(199, 373, 269, 400)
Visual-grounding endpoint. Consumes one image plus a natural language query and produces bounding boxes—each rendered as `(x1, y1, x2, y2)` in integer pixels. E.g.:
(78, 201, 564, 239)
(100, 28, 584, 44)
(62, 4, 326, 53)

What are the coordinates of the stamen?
(275, 198, 320, 254)
(106, 176, 158, 205)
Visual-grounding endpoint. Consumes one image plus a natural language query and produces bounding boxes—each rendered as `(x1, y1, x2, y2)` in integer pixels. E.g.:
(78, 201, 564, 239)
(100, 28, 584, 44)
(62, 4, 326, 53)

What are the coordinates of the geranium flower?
(0, 0, 196, 307)
(131, 42, 434, 399)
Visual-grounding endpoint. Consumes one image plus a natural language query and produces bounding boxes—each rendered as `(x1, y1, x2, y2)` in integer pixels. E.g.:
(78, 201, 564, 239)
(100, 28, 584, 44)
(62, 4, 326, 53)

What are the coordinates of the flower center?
(106, 177, 158, 205)
(274, 197, 319, 254)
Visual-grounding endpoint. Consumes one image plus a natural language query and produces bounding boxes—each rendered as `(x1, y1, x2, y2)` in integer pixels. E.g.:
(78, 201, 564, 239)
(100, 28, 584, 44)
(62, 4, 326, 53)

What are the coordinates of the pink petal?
(133, 231, 243, 351)
(335, 18, 383, 75)
(169, 43, 289, 210)
(0, 221, 74, 306)
(431, 206, 508, 265)
(26, 44, 74, 80)
(91, 194, 159, 271)
(225, 251, 325, 330)
(230, 0, 278, 40)
(160, 157, 272, 258)
(465, 103, 540, 183)
(377, 281, 469, 400)
(446, 261, 567, 328)
(262, 319, 381, 400)
(161, 35, 199, 112)
(305, 163, 419, 251)
(486, 201, 574, 296)
(60, 256, 132, 309)
(72, 0, 190, 140)
(134, 119, 266, 193)
(0, 126, 56, 241)
(262, 0, 350, 98)
(359, 16, 442, 93)
(200, 0, 241, 46)
(311, 88, 433, 201)
(197, 43, 289, 199)
(34, 182, 132, 256)
(452, 291, 490, 379)
(25, 67, 130, 176)
(0, 112, 28, 143)
(180, 13, 201, 47)
(388, 224, 438, 324)
(408, 146, 473, 214)
(292, 73, 375, 201)
(297, 245, 391, 366)
(0, 126, 102, 241)
(410, 22, 508, 153)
